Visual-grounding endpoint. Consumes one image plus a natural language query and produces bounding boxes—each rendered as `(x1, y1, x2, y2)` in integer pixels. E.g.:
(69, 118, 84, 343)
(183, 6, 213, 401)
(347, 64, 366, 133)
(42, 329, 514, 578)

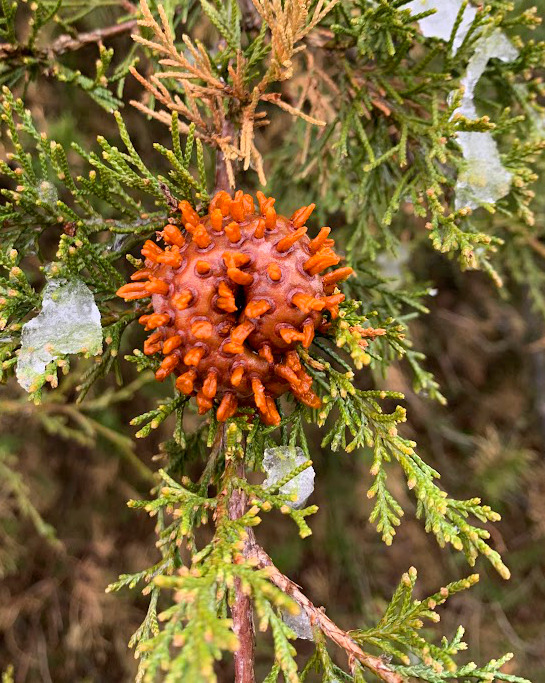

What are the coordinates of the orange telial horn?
(141, 240, 163, 261)
(156, 353, 179, 381)
(146, 278, 169, 295)
(292, 293, 325, 314)
(264, 206, 277, 230)
(117, 190, 353, 425)
(224, 321, 254, 355)
(162, 335, 182, 354)
(202, 371, 218, 399)
(161, 224, 185, 247)
(309, 227, 331, 253)
(263, 396, 281, 426)
(191, 320, 213, 339)
(172, 290, 193, 310)
(216, 281, 237, 313)
(256, 191, 268, 213)
(227, 268, 253, 286)
(304, 248, 341, 276)
(302, 321, 315, 348)
(251, 377, 268, 415)
(286, 350, 302, 372)
(209, 190, 231, 216)
(196, 260, 211, 275)
(254, 218, 266, 239)
(176, 368, 197, 394)
(230, 191, 246, 221)
(291, 203, 316, 229)
(178, 200, 199, 226)
(322, 292, 345, 307)
(275, 363, 301, 389)
(279, 327, 305, 345)
(210, 208, 224, 232)
(276, 227, 307, 253)
(230, 366, 244, 387)
(259, 344, 274, 363)
(144, 331, 163, 356)
(196, 391, 214, 414)
(267, 263, 282, 281)
(192, 225, 211, 249)
(244, 300, 271, 318)
(131, 268, 152, 281)
(116, 282, 149, 300)
(144, 313, 170, 330)
(184, 346, 205, 366)
(217, 393, 238, 421)
(322, 267, 354, 287)
(225, 221, 242, 243)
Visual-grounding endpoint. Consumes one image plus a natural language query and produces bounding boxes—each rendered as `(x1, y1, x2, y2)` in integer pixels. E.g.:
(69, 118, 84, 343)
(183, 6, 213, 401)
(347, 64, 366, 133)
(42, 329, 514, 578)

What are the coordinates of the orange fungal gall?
(117, 189, 354, 426)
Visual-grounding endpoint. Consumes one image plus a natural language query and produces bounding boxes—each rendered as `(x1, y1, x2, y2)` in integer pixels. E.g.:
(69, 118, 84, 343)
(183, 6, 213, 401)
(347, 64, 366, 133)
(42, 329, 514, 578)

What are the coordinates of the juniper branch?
(249, 545, 404, 683)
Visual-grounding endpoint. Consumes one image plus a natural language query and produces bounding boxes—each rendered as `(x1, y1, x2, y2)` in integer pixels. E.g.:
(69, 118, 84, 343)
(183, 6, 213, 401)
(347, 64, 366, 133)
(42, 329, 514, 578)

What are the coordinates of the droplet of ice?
(16, 279, 102, 391)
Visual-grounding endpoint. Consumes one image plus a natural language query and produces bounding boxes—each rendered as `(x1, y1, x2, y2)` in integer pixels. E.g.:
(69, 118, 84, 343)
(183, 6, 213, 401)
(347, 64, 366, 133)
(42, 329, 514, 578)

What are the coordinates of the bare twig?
(228, 453, 256, 683)
(249, 545, 404, 683)
(0, 20, 137, 62)
(50, 20, 138, 55)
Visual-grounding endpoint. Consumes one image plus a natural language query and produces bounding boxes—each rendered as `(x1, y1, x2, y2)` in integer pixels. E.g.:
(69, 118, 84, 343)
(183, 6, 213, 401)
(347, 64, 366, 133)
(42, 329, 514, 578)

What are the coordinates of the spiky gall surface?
(118, 190, 354, 425)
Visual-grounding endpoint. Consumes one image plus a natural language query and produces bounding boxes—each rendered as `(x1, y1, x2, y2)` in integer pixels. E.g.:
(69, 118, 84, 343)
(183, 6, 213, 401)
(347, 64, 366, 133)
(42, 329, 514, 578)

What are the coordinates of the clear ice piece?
(406, 0, 477, 54)
(282, 607, 314, 641)
(262, 446, 315, 509)
(16, 279, 102, 391)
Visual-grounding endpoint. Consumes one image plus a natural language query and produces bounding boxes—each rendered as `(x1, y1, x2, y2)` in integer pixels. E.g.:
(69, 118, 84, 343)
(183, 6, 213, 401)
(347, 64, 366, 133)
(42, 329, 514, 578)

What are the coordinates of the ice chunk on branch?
(263, 446, 315, 509)
(282, 608, 314, 641)
(407, 0, 477, 54)
(408, 3, 519, 209)
(454, 30, 519, 209)
(16, 279, 102, 392)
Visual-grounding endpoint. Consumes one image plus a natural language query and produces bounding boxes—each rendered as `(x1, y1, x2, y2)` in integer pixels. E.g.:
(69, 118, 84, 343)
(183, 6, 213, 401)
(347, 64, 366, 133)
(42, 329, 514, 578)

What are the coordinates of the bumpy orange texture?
(117, 190, 354, 426)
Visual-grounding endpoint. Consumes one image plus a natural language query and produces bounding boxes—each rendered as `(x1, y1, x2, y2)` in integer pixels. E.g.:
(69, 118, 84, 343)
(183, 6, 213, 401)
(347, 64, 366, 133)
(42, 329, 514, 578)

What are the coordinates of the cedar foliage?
(1, 0, 544, 681)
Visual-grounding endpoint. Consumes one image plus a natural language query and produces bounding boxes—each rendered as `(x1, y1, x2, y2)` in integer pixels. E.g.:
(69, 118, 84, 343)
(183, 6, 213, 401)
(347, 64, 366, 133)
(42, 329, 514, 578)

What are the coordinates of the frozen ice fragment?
(282, 607, 314, 640)
(408, 7, 519, 208)
(453, 30, 519, 209)
(262, 446, 315, 509)
(458, 30, 519, 119)
(406, 0, 477, 53)
(455, 132, 513, 209)
(16, 279, 102, 391)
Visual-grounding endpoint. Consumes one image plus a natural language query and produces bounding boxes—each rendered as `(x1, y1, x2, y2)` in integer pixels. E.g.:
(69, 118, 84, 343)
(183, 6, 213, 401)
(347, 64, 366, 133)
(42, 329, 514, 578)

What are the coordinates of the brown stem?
(229, 458, 256, 683)
(249, 546, 404, 683)
(0, 20, 138, 62)
(50, 20, 139, 55)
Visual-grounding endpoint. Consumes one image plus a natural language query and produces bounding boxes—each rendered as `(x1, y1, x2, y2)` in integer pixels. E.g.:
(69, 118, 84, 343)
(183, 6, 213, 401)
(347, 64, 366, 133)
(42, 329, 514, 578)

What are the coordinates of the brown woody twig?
(248, 545, 404, 683)
(228, 457, 257, 683)
(49, 20, 138, 55)
(0, 20, 137, 62)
